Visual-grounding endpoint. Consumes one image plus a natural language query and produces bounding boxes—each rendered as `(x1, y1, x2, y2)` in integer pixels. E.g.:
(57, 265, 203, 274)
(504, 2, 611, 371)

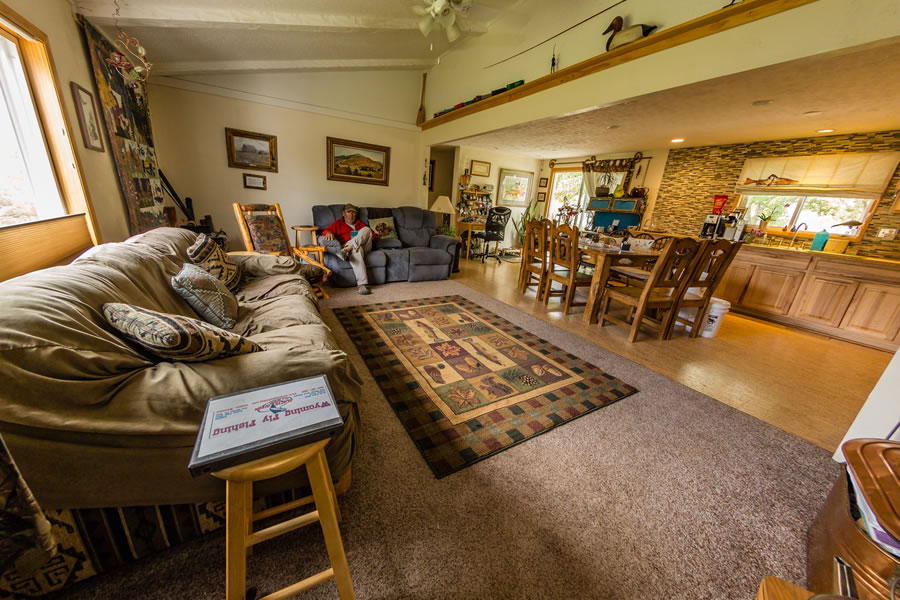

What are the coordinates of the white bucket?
(700, 298, 731, 338)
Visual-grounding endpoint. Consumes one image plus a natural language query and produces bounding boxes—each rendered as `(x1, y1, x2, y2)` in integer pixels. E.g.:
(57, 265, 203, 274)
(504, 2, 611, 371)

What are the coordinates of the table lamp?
(430, 195, 455, 233)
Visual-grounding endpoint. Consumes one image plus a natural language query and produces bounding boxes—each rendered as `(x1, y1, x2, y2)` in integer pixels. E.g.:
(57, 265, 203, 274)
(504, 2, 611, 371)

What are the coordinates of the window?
(546, 169, 584, 221)
(0, 28, 65, 226)
(741, 194, 875, 237)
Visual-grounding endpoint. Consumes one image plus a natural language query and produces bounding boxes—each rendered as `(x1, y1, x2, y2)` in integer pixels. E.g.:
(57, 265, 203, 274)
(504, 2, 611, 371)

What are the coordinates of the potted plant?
(511, 195, 541, 246)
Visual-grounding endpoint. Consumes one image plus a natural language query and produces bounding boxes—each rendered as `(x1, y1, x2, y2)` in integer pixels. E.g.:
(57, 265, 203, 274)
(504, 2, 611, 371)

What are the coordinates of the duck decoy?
(603, 16, 657, 52)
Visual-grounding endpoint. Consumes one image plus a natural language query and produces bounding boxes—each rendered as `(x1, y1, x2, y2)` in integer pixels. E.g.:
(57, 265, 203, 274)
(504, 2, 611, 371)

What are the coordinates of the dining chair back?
(517, 218, 551, 299)
(543, 223, 592, 314)
(598, 237, 703, 342)
(666, 240, 742, 338)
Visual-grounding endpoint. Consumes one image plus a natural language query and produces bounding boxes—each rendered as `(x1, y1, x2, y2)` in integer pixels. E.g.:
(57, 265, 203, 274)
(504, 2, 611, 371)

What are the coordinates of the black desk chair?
(472, 207, 511, 263)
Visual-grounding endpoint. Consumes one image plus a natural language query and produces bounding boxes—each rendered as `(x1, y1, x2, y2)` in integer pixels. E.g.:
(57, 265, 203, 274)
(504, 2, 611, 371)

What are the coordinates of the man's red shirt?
(322, 218, 378, 245)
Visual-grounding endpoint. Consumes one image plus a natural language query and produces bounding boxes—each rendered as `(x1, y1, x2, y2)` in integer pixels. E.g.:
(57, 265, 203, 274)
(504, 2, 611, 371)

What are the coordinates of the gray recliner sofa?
(312, 205, 457, 287)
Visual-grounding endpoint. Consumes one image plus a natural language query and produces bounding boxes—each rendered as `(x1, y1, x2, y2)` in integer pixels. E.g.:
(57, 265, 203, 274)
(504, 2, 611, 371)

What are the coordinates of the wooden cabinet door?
(839, 283, 900, 341)
(714, 261, 755, 305)
(741, 267, 805, 315)
(791, 275, 858, 327)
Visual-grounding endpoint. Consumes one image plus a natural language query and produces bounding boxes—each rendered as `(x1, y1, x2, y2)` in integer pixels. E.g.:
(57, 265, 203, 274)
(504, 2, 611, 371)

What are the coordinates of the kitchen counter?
(717, 244, 900, 350)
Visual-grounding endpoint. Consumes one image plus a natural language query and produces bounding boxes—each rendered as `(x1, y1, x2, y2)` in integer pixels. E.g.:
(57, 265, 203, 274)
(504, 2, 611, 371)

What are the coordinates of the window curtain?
(576, 163, 597, 229)
(736, 152, 900, 199)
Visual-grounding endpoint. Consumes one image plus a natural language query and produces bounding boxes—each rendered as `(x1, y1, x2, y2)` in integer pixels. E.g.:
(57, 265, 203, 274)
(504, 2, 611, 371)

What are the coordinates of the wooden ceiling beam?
(154, 58, 439, 76)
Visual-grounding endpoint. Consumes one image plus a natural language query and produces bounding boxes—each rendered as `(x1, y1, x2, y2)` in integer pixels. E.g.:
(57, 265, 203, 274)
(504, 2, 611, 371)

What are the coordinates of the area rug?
(333, 294, 637, 477)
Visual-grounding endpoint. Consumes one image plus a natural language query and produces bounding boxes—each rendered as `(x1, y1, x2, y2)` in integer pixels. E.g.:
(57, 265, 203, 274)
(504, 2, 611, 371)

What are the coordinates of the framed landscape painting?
(497, 168, 534, 207)
(226, 128, 278, 172)
(327, 137, 390, 186)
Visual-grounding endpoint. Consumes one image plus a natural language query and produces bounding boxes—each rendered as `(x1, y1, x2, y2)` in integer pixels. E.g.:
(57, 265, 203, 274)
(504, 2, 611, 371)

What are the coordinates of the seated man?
(322, 203, 378, 295)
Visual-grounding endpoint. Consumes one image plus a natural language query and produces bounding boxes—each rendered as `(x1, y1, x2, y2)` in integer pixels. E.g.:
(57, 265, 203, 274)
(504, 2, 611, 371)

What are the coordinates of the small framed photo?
(539, 177, 549, 188)
(497, 168, 534, 207)
(243, 173, 267, 190)
(537, 191, 547, 202)
(327, 137, 390, 186)
(70, 82, 104, 152)
(470, 160, 491, 177)
(226, 128, 278, 172)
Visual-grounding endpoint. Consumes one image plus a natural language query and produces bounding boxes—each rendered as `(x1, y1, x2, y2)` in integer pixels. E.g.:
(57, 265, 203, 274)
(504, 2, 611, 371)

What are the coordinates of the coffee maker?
(699, 214, 724, 238)
(721, 214, 745, 241)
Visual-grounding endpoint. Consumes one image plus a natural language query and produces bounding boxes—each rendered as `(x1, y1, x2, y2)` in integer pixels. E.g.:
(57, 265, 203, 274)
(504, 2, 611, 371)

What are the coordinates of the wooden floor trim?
(421, 0, 819, 131)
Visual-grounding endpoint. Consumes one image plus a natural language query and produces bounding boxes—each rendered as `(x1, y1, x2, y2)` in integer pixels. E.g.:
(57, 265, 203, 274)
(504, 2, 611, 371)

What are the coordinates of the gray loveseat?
(312, 205, 457, 287)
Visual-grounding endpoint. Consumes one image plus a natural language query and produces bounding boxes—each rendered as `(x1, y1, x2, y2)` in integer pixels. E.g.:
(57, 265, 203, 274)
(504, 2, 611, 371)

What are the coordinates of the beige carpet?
(59, 280, 838, 600)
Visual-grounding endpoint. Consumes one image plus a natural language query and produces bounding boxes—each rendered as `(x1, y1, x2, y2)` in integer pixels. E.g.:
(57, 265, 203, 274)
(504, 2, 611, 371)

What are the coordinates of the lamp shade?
(430, 195, 454, 214)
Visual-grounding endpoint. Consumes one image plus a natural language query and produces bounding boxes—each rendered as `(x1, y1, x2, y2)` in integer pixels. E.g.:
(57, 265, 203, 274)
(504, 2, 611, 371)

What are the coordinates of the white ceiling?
(76, 0, 521, 75)
(450, 37, 900, 157)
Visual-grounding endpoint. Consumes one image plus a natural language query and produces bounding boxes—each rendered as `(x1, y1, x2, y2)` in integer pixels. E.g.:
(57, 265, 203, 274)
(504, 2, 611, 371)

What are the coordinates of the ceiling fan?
(413, 0, 472, 43)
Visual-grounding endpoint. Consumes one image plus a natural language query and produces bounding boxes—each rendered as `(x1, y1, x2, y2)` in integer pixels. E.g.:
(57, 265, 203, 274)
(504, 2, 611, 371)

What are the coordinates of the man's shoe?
(357, 285, 370, 295)
(338, 248, 349, 261)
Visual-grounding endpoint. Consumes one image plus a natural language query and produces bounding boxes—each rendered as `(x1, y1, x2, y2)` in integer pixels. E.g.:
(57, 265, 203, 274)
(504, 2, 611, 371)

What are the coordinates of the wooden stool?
(213, 439, 355, 600)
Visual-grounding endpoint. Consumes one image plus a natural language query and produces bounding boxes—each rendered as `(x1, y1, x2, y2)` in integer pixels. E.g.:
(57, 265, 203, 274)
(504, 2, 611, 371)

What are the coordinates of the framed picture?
(242, 173, 267, 190)
(429, 160, 435, 192)
(327, 137, 390, 186)
(471, 160, 491, 177)
(497, 168, 534, 207)
(69, 82, 104, 152)
(225, 128, 278, 172)
(539, 177, 549, 188)
(537, 191, 547, 202)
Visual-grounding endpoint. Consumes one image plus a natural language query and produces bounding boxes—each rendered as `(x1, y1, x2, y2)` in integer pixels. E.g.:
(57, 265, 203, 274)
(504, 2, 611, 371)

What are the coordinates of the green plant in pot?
(511, 195, 541, 246)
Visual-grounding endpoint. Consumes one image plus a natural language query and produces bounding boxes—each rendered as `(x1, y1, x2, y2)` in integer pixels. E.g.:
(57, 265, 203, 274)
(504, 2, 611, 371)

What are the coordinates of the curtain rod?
(549, 153, 652, 169)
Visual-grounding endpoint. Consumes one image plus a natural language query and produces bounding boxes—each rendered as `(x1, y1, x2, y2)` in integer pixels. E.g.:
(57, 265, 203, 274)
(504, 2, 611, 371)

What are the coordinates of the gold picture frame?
(470, 160, 491, 177)
(225, 128, 278, 172)
(327, 137, 390, 186)
(70, 82, 104, 152)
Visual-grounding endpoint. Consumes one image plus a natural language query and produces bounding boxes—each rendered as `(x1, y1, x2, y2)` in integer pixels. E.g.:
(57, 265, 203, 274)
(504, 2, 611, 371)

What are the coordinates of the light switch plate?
(876, 228, 897, 240)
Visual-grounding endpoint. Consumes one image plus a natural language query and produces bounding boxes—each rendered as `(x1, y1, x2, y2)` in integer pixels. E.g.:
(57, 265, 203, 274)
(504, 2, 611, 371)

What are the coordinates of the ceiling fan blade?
(412, 5, 428, 16)
(445, 22, 462, 43)
(437, 6, 456, 28)
(417, 13, 435, 37)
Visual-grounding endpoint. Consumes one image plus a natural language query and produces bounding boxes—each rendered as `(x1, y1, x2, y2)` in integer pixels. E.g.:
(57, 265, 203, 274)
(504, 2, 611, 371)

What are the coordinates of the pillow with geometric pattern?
(171, 263, 239, 329)
(187, 234, 242, 292)
(102, 303, 261, 362)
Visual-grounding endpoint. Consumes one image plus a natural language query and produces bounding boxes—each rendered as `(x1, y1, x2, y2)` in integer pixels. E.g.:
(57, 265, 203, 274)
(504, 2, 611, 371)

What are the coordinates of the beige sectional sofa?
(0, 227, 361, 509)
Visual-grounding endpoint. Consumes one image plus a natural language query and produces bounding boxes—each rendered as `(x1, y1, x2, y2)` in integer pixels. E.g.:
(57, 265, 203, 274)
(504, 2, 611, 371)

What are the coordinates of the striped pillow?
(171, 264, 239, 329)
(102, 303, 261, 362)
(187, 234, 242, 292)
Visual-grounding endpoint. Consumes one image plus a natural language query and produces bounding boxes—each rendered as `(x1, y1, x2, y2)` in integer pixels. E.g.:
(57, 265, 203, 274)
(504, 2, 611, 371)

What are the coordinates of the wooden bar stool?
(213, 439, 355, 600)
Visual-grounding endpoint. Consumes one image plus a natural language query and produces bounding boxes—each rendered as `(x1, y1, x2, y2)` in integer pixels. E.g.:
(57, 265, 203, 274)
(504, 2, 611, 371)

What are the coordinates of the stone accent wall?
(653, 130, 900, 259)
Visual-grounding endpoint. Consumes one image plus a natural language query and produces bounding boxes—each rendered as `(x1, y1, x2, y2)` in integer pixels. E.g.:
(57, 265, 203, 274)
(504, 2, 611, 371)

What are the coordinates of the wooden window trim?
(0, 0, 101, 281)
(543, 167, 583, 219)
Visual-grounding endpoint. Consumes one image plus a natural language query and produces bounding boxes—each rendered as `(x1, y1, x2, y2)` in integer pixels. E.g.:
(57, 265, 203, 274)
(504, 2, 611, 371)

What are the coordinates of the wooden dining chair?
(232, 202, 332, 298)
(665, 240, 742, 338)
(543, 223, 592, 314)
(518, 218, 551, 300)
(598, 237, 703, 342)
(609, 235, 673, 286)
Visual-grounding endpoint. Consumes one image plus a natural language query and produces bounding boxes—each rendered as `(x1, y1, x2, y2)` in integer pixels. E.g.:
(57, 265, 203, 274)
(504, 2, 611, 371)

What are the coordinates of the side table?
(292, 225, 318, 249)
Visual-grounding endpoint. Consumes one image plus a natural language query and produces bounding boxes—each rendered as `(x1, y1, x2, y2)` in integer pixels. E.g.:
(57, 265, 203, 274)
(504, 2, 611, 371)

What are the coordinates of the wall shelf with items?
(457, 188, 493, 223)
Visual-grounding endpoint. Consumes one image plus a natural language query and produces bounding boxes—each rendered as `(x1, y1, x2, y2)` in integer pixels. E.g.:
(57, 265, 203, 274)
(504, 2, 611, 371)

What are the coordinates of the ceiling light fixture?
(803, 110, 823, 116)
(817, 129, 835, 133)
(413, 0, 469, 43)
(751, 99, 773, 106)
(105, 0, 151, 85)
(607, 125, 620, 129)
(671, 138, 685, 143)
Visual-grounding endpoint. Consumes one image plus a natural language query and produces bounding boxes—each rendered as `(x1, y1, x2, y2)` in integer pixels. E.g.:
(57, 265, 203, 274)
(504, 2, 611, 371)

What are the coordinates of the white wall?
(5, 0, 129, 242)
(834, 349, 900, 462)
(149, 84, 426, 250)
(423, 0, 900, 146)
(455, 146, 542, 247)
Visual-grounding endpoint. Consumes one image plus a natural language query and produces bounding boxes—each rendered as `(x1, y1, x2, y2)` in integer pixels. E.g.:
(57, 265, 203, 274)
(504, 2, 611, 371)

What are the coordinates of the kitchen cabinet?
(716, 245, 900, 350)
(740, 266, 806, 315)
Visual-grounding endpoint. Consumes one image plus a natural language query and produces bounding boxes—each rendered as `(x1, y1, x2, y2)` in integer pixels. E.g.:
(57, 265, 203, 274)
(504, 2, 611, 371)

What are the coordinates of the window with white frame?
(0, 28, 65, 227)
(735, 152, 900, 240)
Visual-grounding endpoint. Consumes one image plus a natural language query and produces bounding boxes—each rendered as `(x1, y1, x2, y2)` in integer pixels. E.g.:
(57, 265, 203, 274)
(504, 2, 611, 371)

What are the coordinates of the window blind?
(735, 152, 900, 199)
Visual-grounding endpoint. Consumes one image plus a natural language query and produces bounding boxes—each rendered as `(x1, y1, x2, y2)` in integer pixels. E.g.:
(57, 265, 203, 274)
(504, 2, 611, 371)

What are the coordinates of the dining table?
(578, 241, 661, 324)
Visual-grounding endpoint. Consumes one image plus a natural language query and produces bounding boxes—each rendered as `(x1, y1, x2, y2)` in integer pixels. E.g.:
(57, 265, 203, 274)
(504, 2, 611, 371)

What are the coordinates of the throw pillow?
(368, 217, 398, 240)
(102, 303, 261, 362)
(187, 234, 242, 292)
(171, 264, 239, 329)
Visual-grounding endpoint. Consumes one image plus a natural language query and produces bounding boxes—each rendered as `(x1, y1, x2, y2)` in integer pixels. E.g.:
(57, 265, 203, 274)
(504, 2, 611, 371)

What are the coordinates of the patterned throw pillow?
(102, 303, 262, 362)
(171, 264, 239, 329)
(187, 234, 242, 292)
(245, 214, 289, 254)
(368, 217, 398, 240)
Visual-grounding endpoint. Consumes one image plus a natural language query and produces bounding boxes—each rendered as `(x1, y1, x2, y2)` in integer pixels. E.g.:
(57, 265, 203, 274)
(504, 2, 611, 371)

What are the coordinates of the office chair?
(472, 207, 512, 263)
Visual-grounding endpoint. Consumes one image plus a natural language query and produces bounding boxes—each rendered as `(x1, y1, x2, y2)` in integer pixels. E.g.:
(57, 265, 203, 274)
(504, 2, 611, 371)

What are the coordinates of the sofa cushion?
(102, 303, 262, 362)
(187, 234, 242, 292)
(171, 264, 239, 329)
(373, 238, 402, 249)
(392, 206, 435, 248)
(245, 214, 290, 253)
(382, 248, 410, 282)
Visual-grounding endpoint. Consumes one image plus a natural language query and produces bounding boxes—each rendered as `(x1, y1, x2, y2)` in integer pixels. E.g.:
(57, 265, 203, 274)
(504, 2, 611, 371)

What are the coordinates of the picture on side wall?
(539, 177, 549, 188)
(243, 173, 267, 190)
(327, 137, 390, 186)
(537, 191, 546, 202)
(470, 160, 491, 177)
(226, 128, 278, 172)
(497, 168, 534, 207)
(70, 82, 104, 152)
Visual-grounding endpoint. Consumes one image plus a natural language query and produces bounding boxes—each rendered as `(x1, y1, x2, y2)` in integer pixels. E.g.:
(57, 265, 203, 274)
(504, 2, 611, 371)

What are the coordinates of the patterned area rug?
(334, 295, 638, 477)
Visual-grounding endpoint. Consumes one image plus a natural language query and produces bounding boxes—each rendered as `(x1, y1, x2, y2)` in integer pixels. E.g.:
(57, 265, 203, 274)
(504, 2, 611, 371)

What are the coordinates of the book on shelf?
(188, 375, 344, 476)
